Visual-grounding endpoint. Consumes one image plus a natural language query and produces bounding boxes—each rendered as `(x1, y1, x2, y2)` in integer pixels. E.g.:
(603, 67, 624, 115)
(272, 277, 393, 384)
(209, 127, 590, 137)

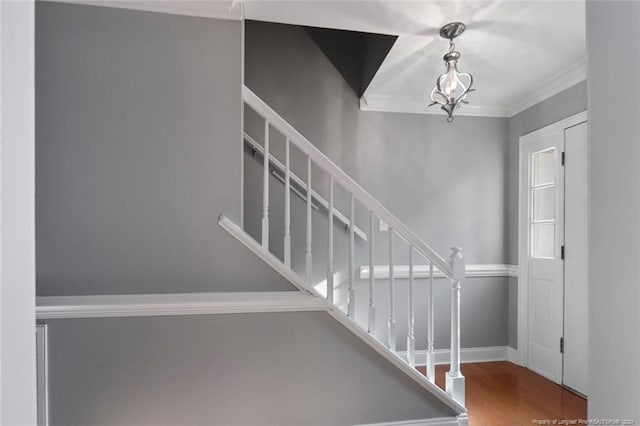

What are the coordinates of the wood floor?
(417, 362, 587, 426)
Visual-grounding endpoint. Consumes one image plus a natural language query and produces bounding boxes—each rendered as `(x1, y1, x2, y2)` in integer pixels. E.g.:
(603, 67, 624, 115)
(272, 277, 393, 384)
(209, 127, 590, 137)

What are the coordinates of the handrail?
(242, 85, 453, 277)
(244, 132, 368, 241)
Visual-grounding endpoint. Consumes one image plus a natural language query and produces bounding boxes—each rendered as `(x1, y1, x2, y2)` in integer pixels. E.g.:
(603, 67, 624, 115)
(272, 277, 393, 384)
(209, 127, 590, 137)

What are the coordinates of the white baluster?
(388, 228, 396, 352)
(348, 193, 355, 318)
(446, 246, 465, 405)
(283, 138, 291, 267)
(327, 176, 334, 303)
(426, 262, 435, 382)
(407, 245, 416, 367)
(305, 157, 312, 286)
(261, 120, 269, 249)
(368, 211, 376, 334)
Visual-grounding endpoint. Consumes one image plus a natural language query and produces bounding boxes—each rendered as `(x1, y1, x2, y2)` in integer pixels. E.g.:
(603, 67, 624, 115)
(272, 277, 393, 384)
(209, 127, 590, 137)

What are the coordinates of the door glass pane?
(533, 186, 555, 221)
(533, 149, 556, 186)
(532, 223, 555, 258)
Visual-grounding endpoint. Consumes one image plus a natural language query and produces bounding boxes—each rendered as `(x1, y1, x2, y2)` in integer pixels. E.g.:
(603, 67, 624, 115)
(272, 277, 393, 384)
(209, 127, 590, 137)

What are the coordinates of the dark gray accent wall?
(304, 25, 397, 96)
(244, 20, 510, 350)
(36, 2, 294, 295)
(505, 80, 588, 348)
(43, 312, 456, 425)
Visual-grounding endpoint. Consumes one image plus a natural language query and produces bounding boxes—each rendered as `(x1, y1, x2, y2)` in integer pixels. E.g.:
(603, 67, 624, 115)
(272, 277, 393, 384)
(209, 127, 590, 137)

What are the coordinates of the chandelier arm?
(430, 89, 448, 106)
(436, 73, 447, 94)
(453, 73, 474, 105)
(430, 75, 449, 106)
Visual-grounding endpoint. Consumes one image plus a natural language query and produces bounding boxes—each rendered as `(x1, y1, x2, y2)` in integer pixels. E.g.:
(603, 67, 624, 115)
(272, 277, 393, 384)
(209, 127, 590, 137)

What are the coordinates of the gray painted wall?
(246, 21, 509, 264)
(42, 312, 456, 425)
(507, 80, 588, 265)
(244, 21, 509, 350)
(505, 81, 588, 348)
(35, 6, 462, 425)
(36, 2, 293, 295)
(587, 1, 640, 419)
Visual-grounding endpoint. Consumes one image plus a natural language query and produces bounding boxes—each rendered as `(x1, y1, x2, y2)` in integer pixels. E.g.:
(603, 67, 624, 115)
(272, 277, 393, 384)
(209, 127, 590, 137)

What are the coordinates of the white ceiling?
(63, 0, 586, 117)
(243, 0, 586, 117)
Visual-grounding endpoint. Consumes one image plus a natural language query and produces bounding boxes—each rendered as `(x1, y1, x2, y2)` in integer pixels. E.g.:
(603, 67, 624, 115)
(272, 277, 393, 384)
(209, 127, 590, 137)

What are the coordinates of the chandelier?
(429, 22, 475, 122)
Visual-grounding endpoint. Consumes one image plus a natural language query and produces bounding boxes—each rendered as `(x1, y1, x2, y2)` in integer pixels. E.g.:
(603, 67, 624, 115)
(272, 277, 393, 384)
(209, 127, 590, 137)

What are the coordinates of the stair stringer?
(218, 215, 467, 417)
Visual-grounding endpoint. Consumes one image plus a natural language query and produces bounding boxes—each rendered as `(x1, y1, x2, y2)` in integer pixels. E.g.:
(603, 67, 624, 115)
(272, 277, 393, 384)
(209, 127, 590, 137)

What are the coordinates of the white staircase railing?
(241, 85, 466, 406)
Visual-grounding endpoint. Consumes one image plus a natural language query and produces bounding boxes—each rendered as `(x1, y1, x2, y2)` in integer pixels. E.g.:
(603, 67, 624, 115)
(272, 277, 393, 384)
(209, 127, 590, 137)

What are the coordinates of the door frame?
(517, 111, 588, 371)
(0, 1, 38, 422)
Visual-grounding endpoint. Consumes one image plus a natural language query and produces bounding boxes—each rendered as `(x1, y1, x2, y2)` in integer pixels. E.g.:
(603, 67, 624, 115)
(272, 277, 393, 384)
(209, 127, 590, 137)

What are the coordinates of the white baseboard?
(355, 414, 468, 426)
(397, 346, 510, 366)
(507, 347, 519, 365)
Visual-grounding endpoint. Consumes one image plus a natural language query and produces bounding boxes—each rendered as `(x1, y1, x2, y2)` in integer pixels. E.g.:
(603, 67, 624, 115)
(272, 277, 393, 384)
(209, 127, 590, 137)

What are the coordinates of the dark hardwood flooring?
(417, 362, 587, 426)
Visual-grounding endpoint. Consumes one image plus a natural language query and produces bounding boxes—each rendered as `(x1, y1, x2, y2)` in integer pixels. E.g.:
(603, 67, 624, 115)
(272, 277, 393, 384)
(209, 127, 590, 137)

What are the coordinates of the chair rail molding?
(36, 291, 326, 319)
(360, 264, 518, 280)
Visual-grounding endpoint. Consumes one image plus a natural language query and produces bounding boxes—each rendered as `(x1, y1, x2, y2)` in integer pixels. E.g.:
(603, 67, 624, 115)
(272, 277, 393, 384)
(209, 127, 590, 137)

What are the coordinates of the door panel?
(563, 122, 589, 396)
(530, 275, 554, 375)
(525, 135, 565, 384)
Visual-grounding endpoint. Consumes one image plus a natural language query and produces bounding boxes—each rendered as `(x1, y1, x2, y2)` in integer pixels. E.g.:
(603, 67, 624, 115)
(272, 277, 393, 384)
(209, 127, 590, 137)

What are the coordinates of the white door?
(562, 122, 589, 396)
(523, 133, 565, 384)
(519, 112, 589, 389)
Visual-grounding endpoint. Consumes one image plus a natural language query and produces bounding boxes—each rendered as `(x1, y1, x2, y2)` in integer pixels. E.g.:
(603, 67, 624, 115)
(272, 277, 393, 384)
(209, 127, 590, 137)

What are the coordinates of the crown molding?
(361, 59, 587, 119)
(507, 59, 587, 117)
(49, 0, 243, 21)
(360, 94, 508, 118)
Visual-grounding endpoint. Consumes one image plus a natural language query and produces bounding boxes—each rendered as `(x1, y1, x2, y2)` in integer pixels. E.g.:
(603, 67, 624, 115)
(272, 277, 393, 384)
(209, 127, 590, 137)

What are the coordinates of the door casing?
(517, 111, 588, 378)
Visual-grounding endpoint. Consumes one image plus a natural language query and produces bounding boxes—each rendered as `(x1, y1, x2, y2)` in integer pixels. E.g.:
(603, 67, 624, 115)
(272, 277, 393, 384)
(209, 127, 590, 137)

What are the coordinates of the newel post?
(446, 246, 465, 405)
